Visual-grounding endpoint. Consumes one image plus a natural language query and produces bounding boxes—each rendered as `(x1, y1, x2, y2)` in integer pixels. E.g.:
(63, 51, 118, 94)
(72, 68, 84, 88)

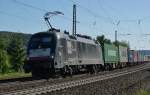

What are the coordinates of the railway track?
(0, 71, 109, 94)
(1, 63, 150, 95)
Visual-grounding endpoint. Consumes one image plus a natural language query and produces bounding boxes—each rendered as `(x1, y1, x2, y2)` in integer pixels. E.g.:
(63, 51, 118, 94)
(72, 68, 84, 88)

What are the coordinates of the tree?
(0, 39, 9, 74)
(0, 38, 7, 50)
(96, 35, 111, 45)
(0, 50, 9, 74)
(96, 35, 105, 45)
(7, 36, 26, 72)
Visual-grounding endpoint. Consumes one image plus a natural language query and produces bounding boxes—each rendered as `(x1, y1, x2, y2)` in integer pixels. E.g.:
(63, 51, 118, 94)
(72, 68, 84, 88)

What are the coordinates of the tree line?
(0, 32, 29, 74)
(96, 35, 129, 47)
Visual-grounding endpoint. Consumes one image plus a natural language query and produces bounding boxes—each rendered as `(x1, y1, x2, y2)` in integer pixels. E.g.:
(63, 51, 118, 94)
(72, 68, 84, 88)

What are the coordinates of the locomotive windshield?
(27, 33, 57, 58)
(29, 37, 51, 49)
(29, 33, 56, 49)
(27, 33, 57, 57)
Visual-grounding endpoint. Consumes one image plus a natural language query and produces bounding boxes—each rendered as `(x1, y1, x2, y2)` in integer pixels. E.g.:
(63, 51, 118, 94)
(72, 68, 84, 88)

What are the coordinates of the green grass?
(0, 72, 31, 80)
(136, 89, 150, 95)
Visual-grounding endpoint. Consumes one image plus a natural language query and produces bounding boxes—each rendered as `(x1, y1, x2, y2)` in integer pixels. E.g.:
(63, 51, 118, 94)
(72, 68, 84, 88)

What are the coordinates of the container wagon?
(138, 50, 150, 63)
(128, 50, 135, 66)
(133, 50, 138, 64)
(118, 45, 128, 67)
(137, 51, 144, 64)
(102, 43, 119, 70)
(144, 55, 150, 62)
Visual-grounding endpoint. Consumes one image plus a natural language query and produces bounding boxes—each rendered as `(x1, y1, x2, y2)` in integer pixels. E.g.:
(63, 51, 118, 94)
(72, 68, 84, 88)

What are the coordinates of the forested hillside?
(0, 31, 31, 74)
(0, 31, 31, 47)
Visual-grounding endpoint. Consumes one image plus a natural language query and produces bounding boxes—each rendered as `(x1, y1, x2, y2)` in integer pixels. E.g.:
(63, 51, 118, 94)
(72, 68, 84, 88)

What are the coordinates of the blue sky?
(1, 0, 150, 49)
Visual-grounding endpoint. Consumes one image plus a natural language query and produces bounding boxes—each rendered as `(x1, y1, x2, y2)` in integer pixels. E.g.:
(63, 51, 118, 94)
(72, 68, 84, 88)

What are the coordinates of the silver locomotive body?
(24, 31, 104, 77)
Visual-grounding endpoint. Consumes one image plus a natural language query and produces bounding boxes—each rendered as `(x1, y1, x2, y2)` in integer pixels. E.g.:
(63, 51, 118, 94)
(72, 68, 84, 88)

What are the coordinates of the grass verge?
(136, 89, 150, 95)
(0, 72, 31, 80)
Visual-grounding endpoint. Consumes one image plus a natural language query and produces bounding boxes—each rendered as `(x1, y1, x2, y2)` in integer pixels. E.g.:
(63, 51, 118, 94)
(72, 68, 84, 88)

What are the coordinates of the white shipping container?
(119, 46, 128, 62)
(144, 55, 150, 61)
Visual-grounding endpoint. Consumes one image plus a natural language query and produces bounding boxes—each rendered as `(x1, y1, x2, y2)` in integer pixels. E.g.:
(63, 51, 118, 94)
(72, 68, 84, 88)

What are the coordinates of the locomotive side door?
(56, 38, 67, 68)
(66, 40, 78, 65)
(77, 42, 82, 64)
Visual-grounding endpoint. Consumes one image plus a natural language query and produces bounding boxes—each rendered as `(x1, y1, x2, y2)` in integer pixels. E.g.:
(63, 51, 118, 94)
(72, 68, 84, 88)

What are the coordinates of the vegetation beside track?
(0, 31, 30, 74)
(0, 72, 31, 80)
(136, 89, 150, 95)
(132, 75, 150, 95)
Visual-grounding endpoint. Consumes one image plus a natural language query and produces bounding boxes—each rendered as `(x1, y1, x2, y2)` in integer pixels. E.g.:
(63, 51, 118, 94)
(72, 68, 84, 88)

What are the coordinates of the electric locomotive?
(24, 29, 104, 78)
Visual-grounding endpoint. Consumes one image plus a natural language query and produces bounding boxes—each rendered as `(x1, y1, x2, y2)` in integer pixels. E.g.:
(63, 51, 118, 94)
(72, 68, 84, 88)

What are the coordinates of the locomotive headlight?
(51, 55, 54, 59)
(26, 57, 30, 60)
(50, 53, 54, 59)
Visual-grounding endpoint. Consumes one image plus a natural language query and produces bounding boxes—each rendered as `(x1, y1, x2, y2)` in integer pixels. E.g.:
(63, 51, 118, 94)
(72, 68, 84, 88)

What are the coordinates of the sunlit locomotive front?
(24, 31, 57, 78)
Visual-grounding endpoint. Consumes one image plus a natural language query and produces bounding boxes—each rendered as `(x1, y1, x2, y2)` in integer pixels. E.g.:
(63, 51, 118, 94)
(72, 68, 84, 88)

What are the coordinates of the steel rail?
(2, 63, 150, 95)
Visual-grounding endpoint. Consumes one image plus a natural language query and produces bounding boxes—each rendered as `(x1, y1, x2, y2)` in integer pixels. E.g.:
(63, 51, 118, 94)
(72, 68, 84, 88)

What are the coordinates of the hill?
(0, 31, 31, 47)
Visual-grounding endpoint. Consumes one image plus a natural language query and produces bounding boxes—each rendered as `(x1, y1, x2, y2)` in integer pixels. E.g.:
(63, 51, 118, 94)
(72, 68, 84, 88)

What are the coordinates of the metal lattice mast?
(72, 4, 76, 36)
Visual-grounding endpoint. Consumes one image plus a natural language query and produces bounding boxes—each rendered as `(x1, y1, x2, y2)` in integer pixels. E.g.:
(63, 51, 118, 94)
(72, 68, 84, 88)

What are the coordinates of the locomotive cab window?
(28, 33, 57, 56)
(29, 34, 56, 49)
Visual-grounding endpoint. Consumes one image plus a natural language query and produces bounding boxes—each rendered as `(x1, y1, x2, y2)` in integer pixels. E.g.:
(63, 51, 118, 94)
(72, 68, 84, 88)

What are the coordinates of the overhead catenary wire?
(11, 0, 82, 23)
(11, 0, 106, 34)
(99, 0, 122, 17)
(67, 0, 115, 25)
(61, 0, 150, 49)
(96, 0, 116, 24)
(97, 0, 140, 24)
(12, 0, 101, 36)
(5, 0, 150, 37)
(97, 0, 150, 25)
(0, 10, 38, 23)
(12, 0, 47, 12)
(13, 0, 72, 21)
(66, 0, 147, 37)
(11, 0, 149, 30)
(5, 0, 150, 27)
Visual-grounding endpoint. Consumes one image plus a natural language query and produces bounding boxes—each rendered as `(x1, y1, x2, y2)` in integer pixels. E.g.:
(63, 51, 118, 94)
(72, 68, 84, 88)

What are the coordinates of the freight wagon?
(118, 45, 128, 67)
(128, 50, 146, 65)
(138, 50, 150, 62)
(102, 43, 119, 70)
(133, 50, 138, 64)
(144, 56, 150, 62)
(128, 50, 134, 65)
(137, 51, 144, 63)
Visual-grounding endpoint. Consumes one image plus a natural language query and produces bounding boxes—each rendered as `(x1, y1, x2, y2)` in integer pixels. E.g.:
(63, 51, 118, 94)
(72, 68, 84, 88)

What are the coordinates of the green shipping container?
(103, 43, 119, 64)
